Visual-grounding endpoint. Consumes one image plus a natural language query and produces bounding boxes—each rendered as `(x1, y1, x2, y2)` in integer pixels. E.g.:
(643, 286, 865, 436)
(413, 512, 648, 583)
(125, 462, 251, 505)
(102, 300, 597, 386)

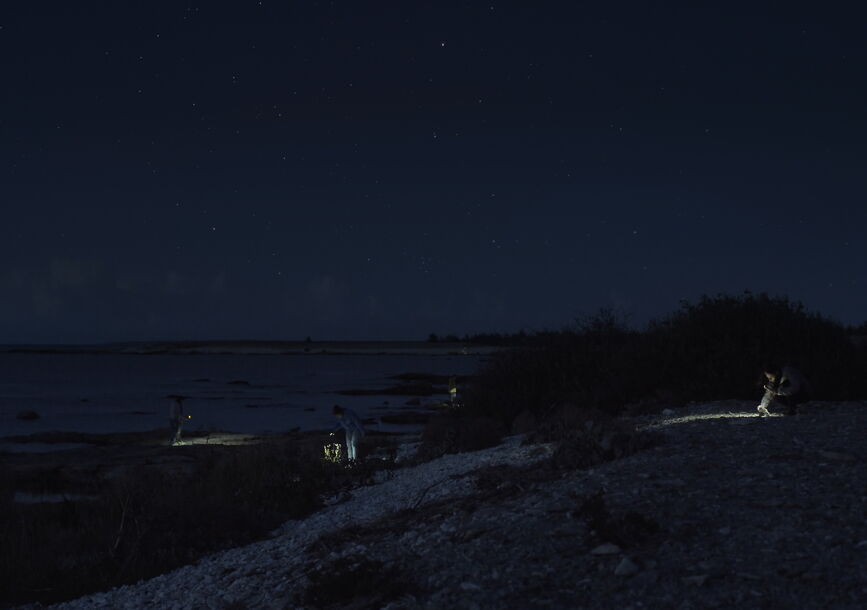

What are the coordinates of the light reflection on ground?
(640, 410, 784, 430)
(171, 433, 265, 446)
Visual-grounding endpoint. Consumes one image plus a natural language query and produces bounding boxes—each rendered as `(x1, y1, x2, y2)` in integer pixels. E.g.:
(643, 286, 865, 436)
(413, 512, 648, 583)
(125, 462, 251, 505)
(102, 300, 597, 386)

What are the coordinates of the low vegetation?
(5, 292, 865, 606)
(416, 410, 506, 461)
(460, 293, 867, 433)
(0, 436, 396, 607)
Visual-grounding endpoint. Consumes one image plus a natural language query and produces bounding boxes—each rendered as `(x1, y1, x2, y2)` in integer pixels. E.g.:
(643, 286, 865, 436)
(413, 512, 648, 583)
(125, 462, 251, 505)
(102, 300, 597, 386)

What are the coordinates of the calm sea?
(0, 352, 483, 438)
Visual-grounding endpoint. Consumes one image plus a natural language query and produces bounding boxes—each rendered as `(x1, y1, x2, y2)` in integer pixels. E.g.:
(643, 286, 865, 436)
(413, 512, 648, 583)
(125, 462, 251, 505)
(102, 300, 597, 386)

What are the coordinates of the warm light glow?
(640, 410, 782, 431)
(323, 442, 342, 462)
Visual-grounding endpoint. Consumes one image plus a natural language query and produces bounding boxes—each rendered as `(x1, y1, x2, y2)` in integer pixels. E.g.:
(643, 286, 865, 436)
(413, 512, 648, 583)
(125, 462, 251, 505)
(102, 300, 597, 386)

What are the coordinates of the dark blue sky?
(2, 1, 865, 342)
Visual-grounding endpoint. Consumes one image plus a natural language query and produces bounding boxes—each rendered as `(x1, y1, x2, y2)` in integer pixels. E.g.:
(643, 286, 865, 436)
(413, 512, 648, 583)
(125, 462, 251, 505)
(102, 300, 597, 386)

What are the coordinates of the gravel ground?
(31, 400, 867, 609)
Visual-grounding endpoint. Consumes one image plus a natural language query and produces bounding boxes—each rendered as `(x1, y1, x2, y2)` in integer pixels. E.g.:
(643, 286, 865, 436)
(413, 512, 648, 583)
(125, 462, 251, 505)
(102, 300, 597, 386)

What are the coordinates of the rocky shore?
(21, 400, 867, 609)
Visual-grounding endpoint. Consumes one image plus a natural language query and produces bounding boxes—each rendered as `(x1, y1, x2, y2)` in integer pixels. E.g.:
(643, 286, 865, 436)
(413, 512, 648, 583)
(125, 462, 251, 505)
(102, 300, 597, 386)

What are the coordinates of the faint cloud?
(49, 258, 101, 288)
(163, 272, 189, 295)
(124, 270, 228, 296)
(211, 273, 227, 295)
(308, 275, 340, 303)
(292, 275, 347, 325)
(161, 271, 228, 296)
(32, 282, 63, 316)
(115, 275, 139, 293)
(17, 258, 104, 319)
(366, 294, 383, 317)
(146, 311, 162, 331)
(0, 268, 26, 291)
(410, 288, 511, 336)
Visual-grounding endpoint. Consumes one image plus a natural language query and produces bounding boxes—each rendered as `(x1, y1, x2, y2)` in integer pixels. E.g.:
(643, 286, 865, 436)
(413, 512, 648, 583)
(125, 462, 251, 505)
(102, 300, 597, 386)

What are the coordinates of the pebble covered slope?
(36, 400, 867, 609)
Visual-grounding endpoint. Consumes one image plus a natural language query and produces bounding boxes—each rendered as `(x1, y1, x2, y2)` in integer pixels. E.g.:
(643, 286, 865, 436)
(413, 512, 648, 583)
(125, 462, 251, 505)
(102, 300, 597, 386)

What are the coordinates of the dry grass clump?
(416, 412, 506, 461)
(542, 415, 659, 471)
(0, 437, 393, 607)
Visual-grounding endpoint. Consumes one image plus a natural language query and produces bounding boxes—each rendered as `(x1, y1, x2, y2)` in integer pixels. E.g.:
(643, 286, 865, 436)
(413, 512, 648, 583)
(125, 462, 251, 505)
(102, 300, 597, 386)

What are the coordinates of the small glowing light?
(323, 442, 343, 463)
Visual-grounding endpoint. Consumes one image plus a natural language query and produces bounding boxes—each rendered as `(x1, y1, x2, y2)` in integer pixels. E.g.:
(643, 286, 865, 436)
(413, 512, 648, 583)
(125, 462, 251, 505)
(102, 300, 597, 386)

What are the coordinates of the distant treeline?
(455, 293, 867, 430)
(427, 331, 536, 345)
(431, 304, 867, 348)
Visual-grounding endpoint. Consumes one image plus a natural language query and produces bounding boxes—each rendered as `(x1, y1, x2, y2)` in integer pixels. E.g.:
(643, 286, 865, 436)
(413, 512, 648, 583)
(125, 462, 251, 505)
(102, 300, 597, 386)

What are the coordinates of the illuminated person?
(169, 396, 185, 445)
(759, 364, 810, 416)
(756, 382, 774, 417)
(330, 405, 365, 461)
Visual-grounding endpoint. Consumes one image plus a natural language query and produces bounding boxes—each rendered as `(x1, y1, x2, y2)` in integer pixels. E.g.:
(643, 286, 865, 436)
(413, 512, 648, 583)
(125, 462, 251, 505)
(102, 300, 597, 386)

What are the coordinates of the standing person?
(168, 396, 186, 445)
(758, 364, 810, 416)
(330, 404, 365, 462)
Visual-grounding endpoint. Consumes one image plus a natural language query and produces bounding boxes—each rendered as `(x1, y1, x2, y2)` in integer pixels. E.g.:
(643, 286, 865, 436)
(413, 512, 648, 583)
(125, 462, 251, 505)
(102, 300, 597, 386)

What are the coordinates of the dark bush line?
(416, 410, 506, 461)
(0, 438, 392, 608)
(462, 293, 867, 432)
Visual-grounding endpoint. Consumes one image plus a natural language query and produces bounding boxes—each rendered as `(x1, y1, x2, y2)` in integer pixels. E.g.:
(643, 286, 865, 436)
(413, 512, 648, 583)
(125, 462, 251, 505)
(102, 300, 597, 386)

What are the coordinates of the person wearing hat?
(330, 404, 365, 461)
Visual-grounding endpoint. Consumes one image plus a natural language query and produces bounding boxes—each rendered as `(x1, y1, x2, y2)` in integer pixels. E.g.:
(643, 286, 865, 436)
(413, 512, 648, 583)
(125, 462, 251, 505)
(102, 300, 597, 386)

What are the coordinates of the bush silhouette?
(0, 438, 383, 607)
(464, 293, 866, 429)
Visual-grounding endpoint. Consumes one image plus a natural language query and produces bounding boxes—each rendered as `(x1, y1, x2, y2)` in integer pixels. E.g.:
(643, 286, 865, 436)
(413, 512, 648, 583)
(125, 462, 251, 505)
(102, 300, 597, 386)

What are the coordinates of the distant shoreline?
(0, 340, 502, 356)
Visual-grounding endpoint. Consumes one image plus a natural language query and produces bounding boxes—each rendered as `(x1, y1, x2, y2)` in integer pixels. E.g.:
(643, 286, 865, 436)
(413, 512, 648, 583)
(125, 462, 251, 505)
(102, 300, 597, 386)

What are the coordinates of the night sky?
(2, 2, 865, 343)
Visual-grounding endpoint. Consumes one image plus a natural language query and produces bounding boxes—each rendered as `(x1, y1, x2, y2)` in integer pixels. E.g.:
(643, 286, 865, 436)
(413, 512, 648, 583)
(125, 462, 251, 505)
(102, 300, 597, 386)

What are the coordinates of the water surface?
(0, 352, 481, 437)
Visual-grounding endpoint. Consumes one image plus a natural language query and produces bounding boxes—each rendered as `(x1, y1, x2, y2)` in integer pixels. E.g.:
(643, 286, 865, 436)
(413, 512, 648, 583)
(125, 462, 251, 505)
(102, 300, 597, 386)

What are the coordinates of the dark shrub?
(462, 294, 867, 427)
(547, 419, 657, 471)
(417, 412, 506, 460)
(510, 409, 537, 434)
(0, 437, 376, 607)
(645, 293, 864, 400)
(529, 403, 614, 443)
(463, 308, 647, 427)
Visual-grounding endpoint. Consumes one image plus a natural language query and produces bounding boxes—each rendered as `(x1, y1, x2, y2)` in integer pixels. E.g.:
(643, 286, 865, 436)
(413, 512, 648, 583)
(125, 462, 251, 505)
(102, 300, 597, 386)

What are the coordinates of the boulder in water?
(16, 410, 40, 421)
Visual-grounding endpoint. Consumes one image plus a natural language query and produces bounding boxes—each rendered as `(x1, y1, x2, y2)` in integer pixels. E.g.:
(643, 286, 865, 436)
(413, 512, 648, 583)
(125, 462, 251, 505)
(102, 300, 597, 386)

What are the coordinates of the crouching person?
(331, 404, 365, 462)
(759, 364, 810, 417)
